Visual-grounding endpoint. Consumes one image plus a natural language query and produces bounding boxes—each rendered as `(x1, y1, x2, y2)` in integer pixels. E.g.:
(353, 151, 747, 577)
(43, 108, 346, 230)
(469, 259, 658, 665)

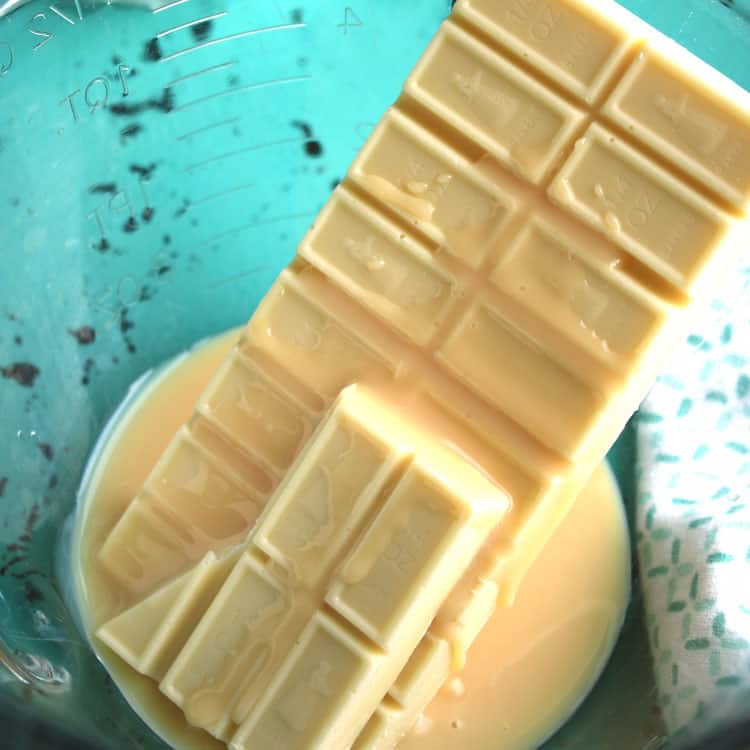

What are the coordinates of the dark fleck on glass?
(130, 163, 157, 179)
(89, 183, 117, 195)
(81, 358, 95, 385)
(120, 123, 143, 140)
(305, 140, 323, 157)
(292, 120, 313, 138)
(69, 326, 96, 345)
(1, 362, 40, 387)
(143, 37, 162, 62)
(119, 309, 137, 354)
(191, 20, 213, 41)
(109, 88, 173, 116)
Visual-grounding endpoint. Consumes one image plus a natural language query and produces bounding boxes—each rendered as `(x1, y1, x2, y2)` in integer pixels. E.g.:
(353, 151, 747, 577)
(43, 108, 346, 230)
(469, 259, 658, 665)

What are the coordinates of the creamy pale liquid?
(72, 328, 630, 750)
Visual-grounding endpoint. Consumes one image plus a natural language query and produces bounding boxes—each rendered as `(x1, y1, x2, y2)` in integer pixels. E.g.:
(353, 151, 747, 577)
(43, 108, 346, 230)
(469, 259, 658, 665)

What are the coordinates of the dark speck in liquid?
(142, 207, 155, 223)
(291, 8, 304, 23)
(37, 443, 54, 461)
(0, 477, 6, 498)
(123, 217, 138, 233)
(96, 238, 111, 253)
(13, 336, 22, 346)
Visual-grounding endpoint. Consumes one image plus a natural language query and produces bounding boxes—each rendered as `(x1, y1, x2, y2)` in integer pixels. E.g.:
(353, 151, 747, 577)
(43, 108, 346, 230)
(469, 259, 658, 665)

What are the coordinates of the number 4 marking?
(338, 6, 363, 34)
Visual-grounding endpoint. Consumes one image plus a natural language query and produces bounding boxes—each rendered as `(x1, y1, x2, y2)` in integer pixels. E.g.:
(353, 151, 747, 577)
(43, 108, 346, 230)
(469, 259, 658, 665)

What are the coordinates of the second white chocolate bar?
(99, 386, 508, 748)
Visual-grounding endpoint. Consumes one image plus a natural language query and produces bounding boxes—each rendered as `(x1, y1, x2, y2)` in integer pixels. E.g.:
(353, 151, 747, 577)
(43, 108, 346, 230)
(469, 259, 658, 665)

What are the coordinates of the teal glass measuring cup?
(1, 1, 749, 748)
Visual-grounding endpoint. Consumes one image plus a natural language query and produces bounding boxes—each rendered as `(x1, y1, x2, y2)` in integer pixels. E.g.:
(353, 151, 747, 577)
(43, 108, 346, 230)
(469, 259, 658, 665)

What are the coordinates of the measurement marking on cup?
(28, 13, 54, 50)
(60, 64, 131, 123)
(49, 0, 83, 24)
(152, 0, 191, 14)
(27, 0, 84, 52)
(158, 23, 305, 63)
(172, 74, 311, 113)
(193, 212, 314, 250)
(338, 6, 364, 34)
(175, 116, 240, 141)
(87, 177, 154, 249)
(166, 60, 236, 88)
(156, 11, 227, 39)
(208, 265, 278, 290)
(0, 41, 12, 77)
(184, 137, 302, 172)
(192, 183, 255, 206)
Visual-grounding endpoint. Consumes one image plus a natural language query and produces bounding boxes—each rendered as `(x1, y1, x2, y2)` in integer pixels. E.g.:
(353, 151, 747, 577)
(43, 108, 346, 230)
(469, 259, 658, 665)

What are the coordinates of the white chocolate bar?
(96, 0, 750, 746)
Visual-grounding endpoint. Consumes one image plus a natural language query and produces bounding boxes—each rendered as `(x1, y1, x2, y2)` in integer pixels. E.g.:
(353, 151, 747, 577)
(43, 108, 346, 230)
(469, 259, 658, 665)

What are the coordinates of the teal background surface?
(0, 0, 748, 747)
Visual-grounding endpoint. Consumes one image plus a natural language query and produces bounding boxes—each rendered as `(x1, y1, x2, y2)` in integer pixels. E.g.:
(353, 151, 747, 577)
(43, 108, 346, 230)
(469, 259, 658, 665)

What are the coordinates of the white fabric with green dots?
(637, 256, 750, 735)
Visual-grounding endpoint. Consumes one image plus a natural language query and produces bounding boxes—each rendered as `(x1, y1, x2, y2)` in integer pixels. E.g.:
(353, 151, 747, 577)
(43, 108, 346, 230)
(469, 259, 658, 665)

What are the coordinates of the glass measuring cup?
(1, 1, 749, 748)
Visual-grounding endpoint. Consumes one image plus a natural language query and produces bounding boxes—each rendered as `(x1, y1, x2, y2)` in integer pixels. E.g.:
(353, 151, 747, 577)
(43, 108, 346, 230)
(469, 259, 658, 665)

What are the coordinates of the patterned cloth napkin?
(636, 253, 750, 736)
